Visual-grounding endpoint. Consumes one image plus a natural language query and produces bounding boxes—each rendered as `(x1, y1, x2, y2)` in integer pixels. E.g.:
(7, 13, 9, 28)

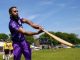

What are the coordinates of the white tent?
(0, 42, 4, 46)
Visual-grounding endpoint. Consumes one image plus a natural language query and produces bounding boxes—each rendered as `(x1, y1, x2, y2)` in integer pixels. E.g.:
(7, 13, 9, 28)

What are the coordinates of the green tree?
(67, 33, 80, 44)
(55, 32, 80, 44)
(25, 35, 35, 44)
(39, 31, 59, 45)
(40, 31, 80, 45)
(0, 33, 9, 41)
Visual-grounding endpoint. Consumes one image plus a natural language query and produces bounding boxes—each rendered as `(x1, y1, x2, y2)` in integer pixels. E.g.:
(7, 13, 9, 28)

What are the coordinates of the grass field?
(0, 48, 80, 60)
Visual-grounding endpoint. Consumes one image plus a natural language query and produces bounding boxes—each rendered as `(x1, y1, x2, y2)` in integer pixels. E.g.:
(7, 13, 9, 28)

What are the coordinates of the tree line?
(39, 32, 80, 45)
(0, 31, 80, 45)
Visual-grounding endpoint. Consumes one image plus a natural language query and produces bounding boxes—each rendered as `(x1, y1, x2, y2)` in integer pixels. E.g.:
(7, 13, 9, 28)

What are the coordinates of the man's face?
(11, 8, 18, 16)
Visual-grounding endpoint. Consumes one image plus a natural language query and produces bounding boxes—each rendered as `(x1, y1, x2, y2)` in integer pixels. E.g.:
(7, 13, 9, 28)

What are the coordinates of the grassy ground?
(0, 48, 80, 60)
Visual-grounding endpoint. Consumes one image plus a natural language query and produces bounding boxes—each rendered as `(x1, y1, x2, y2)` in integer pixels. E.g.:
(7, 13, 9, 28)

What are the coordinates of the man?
(9, 6, 43, 60)
(8, 42, 13, 58)
(3, 41, 10, 60)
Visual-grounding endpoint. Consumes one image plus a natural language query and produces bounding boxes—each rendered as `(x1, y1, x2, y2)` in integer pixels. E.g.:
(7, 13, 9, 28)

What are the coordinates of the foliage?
(0, 31, 80, 45)
(0, 33, 9, 41)
(24, 35, 35, 44)
(39, 31, 80, 45)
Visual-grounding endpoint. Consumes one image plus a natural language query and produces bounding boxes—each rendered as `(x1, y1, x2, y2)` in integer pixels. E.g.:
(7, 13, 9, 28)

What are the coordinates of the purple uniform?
(9, 17, 31, 60)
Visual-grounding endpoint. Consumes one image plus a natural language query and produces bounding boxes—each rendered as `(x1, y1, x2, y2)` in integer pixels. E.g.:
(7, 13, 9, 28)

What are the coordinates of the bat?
(42, 29, 74, 47)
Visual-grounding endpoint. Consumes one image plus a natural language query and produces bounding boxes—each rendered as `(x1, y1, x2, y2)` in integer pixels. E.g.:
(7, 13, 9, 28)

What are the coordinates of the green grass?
(0, 48, 80, 60)
(32, 48, 80, 60)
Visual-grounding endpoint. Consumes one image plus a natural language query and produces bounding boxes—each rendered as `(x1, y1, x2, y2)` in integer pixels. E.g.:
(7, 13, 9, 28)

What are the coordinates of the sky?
(0, 0, 80, 37)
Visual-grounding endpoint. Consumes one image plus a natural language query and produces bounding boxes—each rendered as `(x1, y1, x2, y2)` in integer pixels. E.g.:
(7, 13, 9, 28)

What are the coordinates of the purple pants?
(13, 40, 31, 60)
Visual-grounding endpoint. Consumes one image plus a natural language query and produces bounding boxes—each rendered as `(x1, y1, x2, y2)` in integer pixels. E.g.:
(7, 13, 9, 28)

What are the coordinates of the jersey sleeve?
(20, 18, 24, 23)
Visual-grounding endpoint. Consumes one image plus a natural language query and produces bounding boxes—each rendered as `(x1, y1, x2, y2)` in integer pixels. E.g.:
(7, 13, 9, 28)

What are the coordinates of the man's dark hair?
(9, 6, 17, 14)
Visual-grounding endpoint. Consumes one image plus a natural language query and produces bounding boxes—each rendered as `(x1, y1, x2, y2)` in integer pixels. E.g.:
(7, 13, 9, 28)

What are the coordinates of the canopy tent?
(0, 42, 4, 46)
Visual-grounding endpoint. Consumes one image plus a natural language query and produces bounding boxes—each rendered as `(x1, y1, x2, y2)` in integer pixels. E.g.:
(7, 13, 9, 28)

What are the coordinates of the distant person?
(8, 42, 13, 57)
(9, 6, 43, 60)
(3, 41, 10, 60)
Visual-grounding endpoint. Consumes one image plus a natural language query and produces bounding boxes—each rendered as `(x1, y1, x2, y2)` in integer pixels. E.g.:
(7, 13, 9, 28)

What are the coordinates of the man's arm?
(21, 18, 43, 30)
(10, 21, 42, 35)
(18, 27, 41, 36)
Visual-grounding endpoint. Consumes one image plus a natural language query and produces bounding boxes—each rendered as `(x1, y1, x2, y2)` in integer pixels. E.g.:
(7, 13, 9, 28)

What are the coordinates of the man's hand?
(37, 30, 43, 34)
(38, 26, 43, 30)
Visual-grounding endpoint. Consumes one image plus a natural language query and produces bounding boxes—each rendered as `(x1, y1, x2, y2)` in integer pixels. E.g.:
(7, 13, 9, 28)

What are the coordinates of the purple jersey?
(9, 17, 25, 42)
